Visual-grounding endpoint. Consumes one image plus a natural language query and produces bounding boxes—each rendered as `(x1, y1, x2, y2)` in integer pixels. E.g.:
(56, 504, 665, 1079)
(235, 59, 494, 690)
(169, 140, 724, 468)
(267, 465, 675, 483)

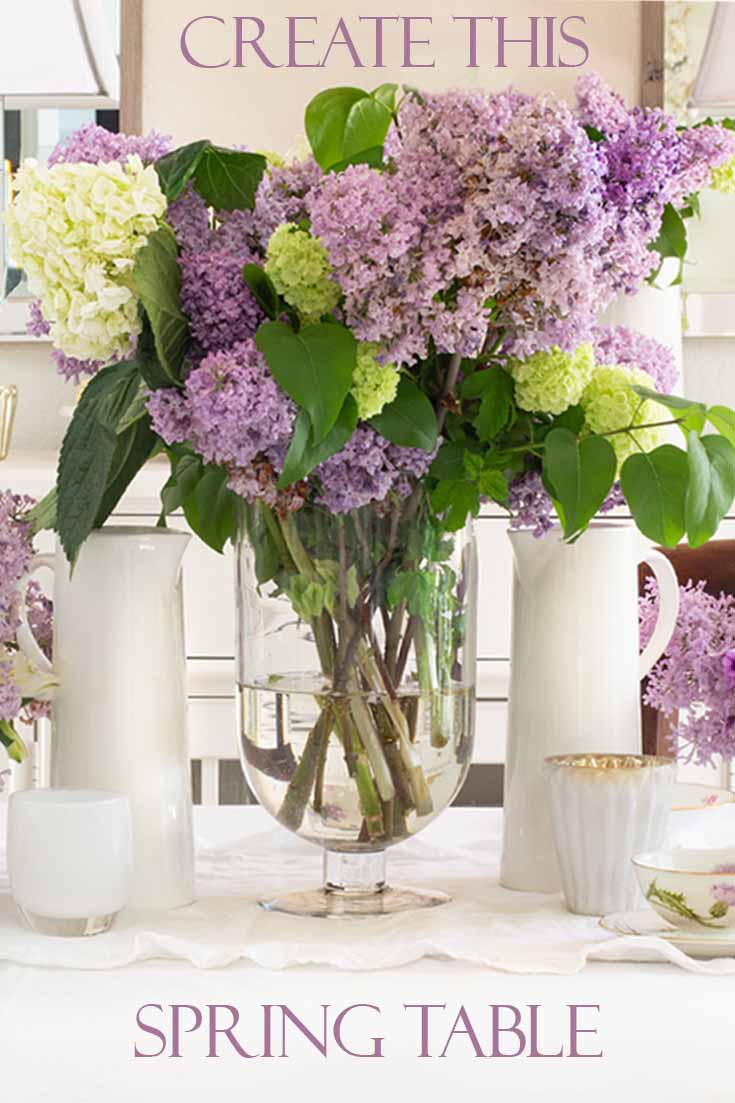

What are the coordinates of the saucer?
(601, 910, 735, 960)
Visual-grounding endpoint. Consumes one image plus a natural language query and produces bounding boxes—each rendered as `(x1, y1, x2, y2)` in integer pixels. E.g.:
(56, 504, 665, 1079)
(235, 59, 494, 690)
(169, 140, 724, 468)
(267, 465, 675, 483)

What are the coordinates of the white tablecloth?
(1, 805, 733, 1102)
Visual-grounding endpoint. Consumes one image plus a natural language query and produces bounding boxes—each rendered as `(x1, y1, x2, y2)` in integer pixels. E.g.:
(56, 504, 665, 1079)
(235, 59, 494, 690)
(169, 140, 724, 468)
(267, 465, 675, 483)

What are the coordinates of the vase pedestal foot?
(261, 847, 449, 917)
(260, 884, 450, 918)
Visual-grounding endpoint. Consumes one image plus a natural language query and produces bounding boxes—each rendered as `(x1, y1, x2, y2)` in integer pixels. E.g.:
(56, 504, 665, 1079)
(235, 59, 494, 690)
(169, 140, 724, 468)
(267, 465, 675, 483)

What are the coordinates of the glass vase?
(236, 492, 477, 917)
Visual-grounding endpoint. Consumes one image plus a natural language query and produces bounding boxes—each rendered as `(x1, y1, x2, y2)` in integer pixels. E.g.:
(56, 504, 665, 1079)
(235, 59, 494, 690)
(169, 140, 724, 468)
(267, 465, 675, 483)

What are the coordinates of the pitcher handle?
(639, 549, 680, 680)
(16, 554, 55, 676)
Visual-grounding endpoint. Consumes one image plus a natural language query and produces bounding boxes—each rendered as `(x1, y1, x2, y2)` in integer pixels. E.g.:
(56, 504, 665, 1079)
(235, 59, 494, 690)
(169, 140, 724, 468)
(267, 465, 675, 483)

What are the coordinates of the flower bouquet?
(0, 492, 56, 781)
(6, 75, 735, 911)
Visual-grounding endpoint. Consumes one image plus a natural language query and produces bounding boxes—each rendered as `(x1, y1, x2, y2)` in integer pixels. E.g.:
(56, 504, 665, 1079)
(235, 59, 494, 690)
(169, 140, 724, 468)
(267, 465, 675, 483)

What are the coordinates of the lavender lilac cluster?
(640, 578, 735, 765)
(577, 74, 735, 292)
(0, 491, 48, 722)
(594, 325, 678, 395)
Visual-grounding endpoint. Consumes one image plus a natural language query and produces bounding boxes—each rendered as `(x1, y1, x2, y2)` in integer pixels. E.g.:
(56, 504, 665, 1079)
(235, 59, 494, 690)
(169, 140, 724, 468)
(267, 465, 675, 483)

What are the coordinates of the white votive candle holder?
(543, 754, 675, 916)
(7, 789, 132, 936)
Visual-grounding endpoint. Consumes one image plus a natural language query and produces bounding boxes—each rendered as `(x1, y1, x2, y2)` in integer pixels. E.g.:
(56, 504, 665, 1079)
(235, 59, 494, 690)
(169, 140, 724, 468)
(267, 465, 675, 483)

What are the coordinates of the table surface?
(0, 804, 732, 1103)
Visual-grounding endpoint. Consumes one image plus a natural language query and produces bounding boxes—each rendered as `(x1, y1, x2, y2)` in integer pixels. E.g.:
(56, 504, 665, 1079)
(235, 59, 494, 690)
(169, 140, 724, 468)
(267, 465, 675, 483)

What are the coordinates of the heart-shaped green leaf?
(685, 432, 735, 547)
(194, 147, 266, 211)
(369, 377, 438, 452)
(243, 264, 281, 320)
(133, 225, 190, 381)
(708, 405, 735, 450)
(620, 445, 689, 546)
(155, 140, 210, 201)
(305, 86, 392, 171)
(256, 321, 356, 443)
(278, 397, 358, 488)
(305, 87, 369, 170)
(543, 428, 617, 539)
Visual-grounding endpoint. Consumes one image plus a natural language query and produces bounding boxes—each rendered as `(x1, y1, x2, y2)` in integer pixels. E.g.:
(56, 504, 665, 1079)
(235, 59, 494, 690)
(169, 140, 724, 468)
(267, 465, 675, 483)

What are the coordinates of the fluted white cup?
(544, 754, 676, 916)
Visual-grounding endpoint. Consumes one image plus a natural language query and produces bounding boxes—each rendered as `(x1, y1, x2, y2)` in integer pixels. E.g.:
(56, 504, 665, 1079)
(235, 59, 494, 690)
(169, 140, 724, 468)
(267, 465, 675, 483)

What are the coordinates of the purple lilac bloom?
(640, 578, 735, 765)
(578, 79, 735, 295)
(575, 73, 630, 138)
(594, 325, 678, 394)
(167, 184, 212, 253)
(312, 88, 614, 364)
(147, 339, 295, 471)
(48, 123, 171, 166)
(0, 492, 51, 725)
(26, 580, 52, 659)
(254, 157, 323, 248)
(179, 244, 265, 352)
(315, 427, 434, 514)
(712, 883, 735, 908)
(723, 650, 735, 690)
(507, 472, 555, 538)
(0, 665, 22, 723)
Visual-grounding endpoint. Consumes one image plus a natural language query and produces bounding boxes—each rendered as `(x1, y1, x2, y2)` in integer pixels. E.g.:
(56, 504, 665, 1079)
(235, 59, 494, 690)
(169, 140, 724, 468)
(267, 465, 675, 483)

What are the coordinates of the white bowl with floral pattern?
(633, 848, 735, 933)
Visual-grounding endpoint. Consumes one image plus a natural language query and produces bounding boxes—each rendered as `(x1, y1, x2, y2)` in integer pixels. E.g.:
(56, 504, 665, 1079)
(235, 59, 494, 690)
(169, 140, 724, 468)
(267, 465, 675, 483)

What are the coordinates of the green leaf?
(371, 83, 399, 111)
(620, 445, 689, 546)
(278, 397, 358, 488)
(304, 86, 392, 171)
(57, 361, 145, 564)
(155, 140, 210, 201)
(256, 321, 356, 444)
(133, 225, 190, 381)
(243, 264, 280, 320)
(478, 469, 509, 502)
(708, 405, 735, 450)
(194, 147, 266, 211)
(543, 429, 617, 539)
(94, 416, 159, 529)
(473, 368, 514, 442)
(429, 440, 470, 481)
(305, 87, 368, 169)
(0, 720, 27, 763)
(430, 480, 481, 531)
(330, 147, 385, 172)
(584, 124, 606, 143)
(648, 203, 688, 284)
(161, 448, 203, 516)
(27, 488, 57, 535)
(369, 377, 438, 452)
(632, 384, 706, 435)
(182, 465, 239, 553)
(245, 503, 282, 585)
(551, 405, 586, 435)
(685, 432, 735, 547)
(342, 97, 393, 161)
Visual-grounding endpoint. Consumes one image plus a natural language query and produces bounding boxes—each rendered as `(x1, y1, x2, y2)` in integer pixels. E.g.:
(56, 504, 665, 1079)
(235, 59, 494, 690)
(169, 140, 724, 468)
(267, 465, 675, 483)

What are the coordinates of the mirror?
(0, 0, 120, 334)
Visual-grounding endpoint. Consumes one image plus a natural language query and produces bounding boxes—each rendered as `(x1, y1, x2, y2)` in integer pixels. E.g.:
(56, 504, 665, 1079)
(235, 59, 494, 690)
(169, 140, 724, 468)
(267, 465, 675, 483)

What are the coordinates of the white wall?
(0, 342, 76, 453)
(142, 0, 642, 148)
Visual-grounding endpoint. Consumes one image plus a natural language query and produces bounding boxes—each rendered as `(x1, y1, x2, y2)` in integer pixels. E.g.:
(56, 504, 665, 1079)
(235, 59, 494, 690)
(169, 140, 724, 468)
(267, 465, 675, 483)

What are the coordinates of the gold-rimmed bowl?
(633, 848, 735, 933)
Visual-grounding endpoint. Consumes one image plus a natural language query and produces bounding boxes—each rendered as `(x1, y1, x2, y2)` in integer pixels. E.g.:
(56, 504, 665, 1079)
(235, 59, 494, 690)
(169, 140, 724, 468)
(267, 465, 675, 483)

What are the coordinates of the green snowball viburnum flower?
(711, 156, 735, 195)
(581, 365, 667, 469)
(351, 342, 399, 420)
(510, 343, 595, 416)
(265, 222, 340, 322)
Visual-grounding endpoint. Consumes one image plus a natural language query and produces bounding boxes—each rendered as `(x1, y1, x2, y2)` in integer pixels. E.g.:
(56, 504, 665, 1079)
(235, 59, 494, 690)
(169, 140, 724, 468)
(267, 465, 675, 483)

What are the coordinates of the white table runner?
(1, 805, 734, 975)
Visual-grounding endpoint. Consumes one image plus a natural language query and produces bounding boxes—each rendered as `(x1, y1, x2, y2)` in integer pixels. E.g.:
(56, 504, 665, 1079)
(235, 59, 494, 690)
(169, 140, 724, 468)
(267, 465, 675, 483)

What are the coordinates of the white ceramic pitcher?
(500, 522, 680, 894)
(17, 527, 194, 910)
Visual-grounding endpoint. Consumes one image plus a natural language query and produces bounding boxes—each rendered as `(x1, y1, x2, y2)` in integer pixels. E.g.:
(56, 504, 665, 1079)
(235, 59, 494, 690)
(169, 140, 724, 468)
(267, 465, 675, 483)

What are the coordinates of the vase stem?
(324, 849, 387, 897)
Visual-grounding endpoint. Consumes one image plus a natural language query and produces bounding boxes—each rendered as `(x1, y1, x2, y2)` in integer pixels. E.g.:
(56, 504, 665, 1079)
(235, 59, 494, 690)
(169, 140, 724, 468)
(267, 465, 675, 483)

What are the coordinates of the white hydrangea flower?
(5, 155, 166, 363)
